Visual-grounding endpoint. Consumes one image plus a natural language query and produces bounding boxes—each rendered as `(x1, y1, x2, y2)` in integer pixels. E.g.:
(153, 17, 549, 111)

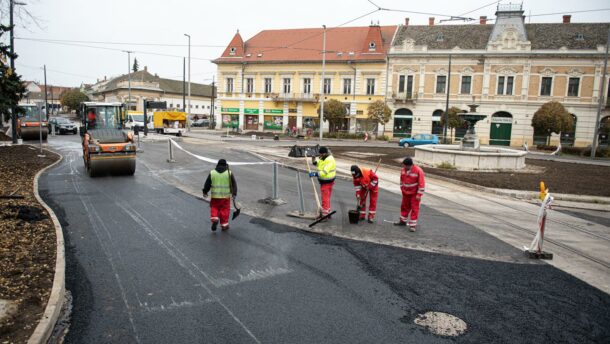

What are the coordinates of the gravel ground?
(0, 145, 59, 343)
(329, 146, 610, 197)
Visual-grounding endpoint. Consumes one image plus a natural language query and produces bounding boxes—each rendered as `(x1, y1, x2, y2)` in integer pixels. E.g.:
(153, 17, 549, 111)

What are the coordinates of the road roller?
(80, 102, 137, 177)
(17, 103, 48, 140)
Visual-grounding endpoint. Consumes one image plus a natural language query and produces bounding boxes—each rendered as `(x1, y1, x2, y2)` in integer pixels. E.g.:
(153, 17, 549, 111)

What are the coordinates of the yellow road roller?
(80, 102, 136, 177)
(17, 103, 48, 140)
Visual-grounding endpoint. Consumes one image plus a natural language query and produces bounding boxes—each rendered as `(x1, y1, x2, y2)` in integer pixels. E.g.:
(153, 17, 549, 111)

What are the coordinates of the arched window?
(490, 111, 513, 146)
(393, 108, 413, 137)
(369, 42, 376, 51)
(431, 109, 444, 135)
(599, 116, 610, 146)
(229, 47, 236, 55)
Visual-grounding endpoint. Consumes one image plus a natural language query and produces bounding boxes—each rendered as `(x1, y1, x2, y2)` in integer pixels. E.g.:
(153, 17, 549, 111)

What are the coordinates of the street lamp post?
(124, 50, 132, 112)
(591, 28, 610, 158)
(319, 25, 326, 141)
(443, 54, 452, 144)
(9, 0, 27, 144)
(184, 33, 191, 131)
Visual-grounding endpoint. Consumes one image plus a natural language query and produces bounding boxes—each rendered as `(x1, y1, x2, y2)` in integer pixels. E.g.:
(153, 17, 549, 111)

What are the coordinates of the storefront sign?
(244, 108, 259, 114)
(491, 117, 513, 124)
(264, 109, 283, 114)
(221, 107, 239, 113)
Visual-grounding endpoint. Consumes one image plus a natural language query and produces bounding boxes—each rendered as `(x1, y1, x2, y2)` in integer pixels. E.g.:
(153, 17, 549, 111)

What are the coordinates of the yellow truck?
(153, 111, 187, 136)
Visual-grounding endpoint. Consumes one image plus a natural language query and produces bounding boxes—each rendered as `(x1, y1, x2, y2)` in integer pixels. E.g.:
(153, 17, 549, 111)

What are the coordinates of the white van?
(125, 112, 154, 131)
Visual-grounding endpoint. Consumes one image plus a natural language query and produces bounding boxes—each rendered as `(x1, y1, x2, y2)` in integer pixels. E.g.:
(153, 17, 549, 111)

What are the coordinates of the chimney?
(563, 15, 571, 24)
(479, 16, 487, 25)
(429, 17, 435, 26)
(404, 17, 409, 26)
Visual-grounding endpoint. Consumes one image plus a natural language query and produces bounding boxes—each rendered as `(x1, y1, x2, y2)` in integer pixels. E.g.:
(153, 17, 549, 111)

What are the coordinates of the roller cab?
(17, 104, 48, 140)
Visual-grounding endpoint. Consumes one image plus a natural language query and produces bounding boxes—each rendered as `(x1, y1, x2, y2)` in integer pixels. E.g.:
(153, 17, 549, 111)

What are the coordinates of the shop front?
(221, 107, 239, 128)
(244, 108, 259, 131)
(263, 109, 284, 131)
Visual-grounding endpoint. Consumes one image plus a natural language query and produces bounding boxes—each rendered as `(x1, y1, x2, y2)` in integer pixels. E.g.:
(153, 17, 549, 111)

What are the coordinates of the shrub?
(437, 161, 456, 170)
(536, 144, 558, 151)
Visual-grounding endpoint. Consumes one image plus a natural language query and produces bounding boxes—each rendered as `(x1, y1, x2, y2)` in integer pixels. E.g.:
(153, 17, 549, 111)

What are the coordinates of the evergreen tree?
(0, 25, 26, 123)
(132, 58, 139, 72)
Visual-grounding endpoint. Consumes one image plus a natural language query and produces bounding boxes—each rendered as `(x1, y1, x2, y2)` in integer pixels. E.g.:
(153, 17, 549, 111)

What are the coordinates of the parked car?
(192, 118, 210, 127)
(49, 117, 78, 134)
(398, 133, 439, 147)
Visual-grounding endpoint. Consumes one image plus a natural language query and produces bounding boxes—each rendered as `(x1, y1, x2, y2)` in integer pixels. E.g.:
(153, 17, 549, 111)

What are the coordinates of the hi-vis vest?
(317, 155, 336, 181)
(211, 170, 231, 199)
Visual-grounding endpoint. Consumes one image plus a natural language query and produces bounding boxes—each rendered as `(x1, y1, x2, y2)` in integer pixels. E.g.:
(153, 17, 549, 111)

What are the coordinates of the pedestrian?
(309, 146, 336, 219)
(202, 159, 237, 231)
(350, 165, 378, 223)
(395, 157, 425, 231)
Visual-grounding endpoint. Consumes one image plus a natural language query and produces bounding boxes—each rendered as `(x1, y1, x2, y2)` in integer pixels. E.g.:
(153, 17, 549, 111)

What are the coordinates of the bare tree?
(0, 0, 44, 31)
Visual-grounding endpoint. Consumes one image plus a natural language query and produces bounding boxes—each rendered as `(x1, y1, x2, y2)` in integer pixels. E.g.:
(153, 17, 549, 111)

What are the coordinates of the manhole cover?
(414, 311, 467, 337)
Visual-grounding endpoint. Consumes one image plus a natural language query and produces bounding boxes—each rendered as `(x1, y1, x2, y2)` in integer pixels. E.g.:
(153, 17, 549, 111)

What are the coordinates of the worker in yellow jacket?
(309, 146, 336, 218)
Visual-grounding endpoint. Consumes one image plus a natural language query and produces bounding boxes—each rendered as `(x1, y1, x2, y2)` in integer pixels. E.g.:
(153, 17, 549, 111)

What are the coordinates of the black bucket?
(348, 210, 360, 224)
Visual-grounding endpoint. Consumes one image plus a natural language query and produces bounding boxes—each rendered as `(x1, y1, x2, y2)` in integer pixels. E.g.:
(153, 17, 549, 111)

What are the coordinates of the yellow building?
(213, 24, 397, 134)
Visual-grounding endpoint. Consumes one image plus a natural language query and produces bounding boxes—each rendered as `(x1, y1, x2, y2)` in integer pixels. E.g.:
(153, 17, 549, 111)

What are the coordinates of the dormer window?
(575, 33, 584, 41)
(229, 47, 236, 56)
(436, 33, 444, 42)
(368, 42, 376, 51)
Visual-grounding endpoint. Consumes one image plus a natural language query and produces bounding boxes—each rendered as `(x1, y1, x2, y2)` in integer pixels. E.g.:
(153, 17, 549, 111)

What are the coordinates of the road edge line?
(27, 148, 65, 344)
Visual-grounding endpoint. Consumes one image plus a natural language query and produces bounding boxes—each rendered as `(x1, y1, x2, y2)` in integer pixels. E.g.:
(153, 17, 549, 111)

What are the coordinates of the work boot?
(221, 225, 229, 231)
(211, 221, 218, 232)
(367, 219, 374, 224)
(394, 221, 407, 226)
(409, 226, 417, 232)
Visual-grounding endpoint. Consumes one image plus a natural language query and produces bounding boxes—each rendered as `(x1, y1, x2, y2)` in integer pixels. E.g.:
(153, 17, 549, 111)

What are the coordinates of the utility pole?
(184, 33, 191, 131)
(41, 65, 47, 154)
(210, 75, 215, 129)
(9, 0, 16, 143)
(443, 54, 452, 144)
(591, 28, 610, 158)
(319, 25, 326, 141)
(182, 57, 186, 111)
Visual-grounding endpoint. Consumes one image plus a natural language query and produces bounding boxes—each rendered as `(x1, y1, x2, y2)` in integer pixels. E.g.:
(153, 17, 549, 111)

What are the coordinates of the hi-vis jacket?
(400, 165, 425, 196)
(315, 155, 336, 184)
(353, 167, 378, 197)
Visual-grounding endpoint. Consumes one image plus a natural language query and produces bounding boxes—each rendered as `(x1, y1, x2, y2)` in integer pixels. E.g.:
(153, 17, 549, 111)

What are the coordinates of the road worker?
(202, 159, 238, 231)
(309, 146, 336, 219)
(395, 157, 425, 231)
(351, 165, 378, 223)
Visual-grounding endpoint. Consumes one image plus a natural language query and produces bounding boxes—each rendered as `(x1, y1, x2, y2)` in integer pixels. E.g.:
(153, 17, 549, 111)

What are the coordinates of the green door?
(490, 122, 512, 146)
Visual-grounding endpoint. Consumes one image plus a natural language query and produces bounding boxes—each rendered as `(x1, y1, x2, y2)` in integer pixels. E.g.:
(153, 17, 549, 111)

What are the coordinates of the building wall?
(388, 55, 610, 147)
(95, 89, 215, 117)
(215, 61, 388, 133)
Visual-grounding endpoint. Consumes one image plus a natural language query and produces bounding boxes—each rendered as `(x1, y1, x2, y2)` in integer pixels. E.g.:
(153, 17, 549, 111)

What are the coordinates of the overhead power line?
(16, 37, 226, 48)
(16, 63, 98, 80)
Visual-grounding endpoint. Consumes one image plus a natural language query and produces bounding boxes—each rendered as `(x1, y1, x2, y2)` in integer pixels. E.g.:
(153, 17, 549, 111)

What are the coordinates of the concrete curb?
(27, 147, 65, 344)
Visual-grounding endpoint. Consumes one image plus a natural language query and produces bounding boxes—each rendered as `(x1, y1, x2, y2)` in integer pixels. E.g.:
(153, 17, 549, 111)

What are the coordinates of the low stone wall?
(414, 144, 527, 171)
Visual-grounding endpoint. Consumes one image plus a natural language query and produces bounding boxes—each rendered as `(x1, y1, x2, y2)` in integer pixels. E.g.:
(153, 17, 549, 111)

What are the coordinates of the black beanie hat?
(350, 165, 361, 176)
(319, 146, 329, 154)
(402, 157, 413, 166)
(217, 159, 228, 167)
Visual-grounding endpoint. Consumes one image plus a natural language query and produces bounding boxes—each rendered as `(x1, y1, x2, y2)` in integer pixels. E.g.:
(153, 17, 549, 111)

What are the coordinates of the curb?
(27, 147, 65, 344)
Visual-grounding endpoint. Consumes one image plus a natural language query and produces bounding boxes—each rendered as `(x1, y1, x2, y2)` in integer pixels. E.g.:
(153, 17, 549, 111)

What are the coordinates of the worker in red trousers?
(350, 165, 378, 223)
(395, 157, 425, 232)
(202, 159, 237, 231)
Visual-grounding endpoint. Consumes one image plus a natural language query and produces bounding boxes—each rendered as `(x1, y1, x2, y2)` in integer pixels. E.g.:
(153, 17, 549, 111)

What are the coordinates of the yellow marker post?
(539, 181, 548, 201)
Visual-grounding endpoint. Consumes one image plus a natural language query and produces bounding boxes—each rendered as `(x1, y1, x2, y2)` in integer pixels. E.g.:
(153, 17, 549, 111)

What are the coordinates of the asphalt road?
(40, 134, 610, 343)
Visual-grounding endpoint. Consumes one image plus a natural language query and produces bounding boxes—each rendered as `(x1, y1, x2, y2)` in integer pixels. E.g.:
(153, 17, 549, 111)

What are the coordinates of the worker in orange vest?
(351, 165, 378, 223)
(395, 157, 425, 231)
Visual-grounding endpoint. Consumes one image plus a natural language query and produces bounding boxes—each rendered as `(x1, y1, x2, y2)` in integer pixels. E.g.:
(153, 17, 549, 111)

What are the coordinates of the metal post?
(210, 76, 215, 129)
(40, 65, 46, 156)
(143, 99, 148, 136)
(319, 25, 326, 141)
(272, 161, 279, 199)
(443, 54, 452, 144)
(591, 28, 610, 158)
(184, 34, 191, 132)
(296, 171, 305, 214)
(167, 139, 176, 163)
(182, 57, 186, 111)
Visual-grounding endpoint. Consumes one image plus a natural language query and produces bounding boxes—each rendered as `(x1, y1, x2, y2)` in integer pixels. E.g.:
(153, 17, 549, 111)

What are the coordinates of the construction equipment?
(153, 111, 187, 136)
(80, 102, 136, 177)
(17, 103, 48, 140)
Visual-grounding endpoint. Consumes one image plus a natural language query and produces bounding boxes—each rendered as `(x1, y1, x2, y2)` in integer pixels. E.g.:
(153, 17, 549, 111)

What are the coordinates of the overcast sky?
(2, 0, 609, 87)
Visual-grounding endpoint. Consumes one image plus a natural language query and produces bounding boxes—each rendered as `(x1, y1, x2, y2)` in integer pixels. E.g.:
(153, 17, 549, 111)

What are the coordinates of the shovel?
(228, 165, 241, 220)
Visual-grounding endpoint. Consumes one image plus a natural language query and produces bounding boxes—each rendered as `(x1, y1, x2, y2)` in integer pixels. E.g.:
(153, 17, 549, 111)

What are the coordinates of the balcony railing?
(392, 92, 417, 102)
(271, 93, 320, 102)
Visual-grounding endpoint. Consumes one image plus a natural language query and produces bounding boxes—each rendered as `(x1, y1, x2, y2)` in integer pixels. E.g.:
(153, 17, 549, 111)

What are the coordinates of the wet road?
(40, 135, 610, 344)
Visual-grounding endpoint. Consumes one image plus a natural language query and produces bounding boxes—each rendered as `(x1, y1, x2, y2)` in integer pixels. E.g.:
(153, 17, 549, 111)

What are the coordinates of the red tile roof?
(214, 25, 397, 64)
